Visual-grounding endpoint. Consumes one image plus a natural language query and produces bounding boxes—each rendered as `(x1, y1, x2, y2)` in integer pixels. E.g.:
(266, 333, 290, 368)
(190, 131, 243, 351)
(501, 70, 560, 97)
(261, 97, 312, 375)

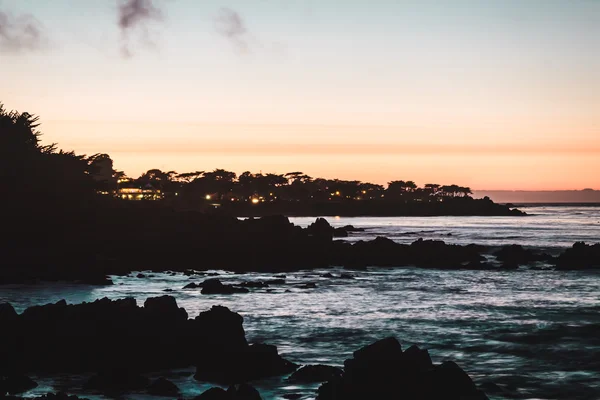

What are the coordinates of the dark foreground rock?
(317, 337, 488, 400)
(494, 245, 553, 266)
(147, 377, 179, 396)
(332, 237, 486, 269)
(0, 296, 294, 385)
(1, 375, 38, 395)
(556, 242, 600, 270)
(288, 365, 343, 383)
(195, 383, 262, 400)
(202, 279, 250, 294)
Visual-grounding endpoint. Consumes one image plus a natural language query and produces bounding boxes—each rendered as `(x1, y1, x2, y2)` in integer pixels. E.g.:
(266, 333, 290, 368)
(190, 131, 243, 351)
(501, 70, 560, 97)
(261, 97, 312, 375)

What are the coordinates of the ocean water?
(1, 206, 599, 400)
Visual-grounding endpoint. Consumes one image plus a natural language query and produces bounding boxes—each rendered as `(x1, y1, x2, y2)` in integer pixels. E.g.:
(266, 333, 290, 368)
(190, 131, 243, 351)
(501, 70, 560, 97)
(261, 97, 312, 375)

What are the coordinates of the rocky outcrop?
(195, 384, 262, 400)
(1, 375, 38, 395)
(288, 365, 343, 383)
(0, 296, 294, 385)
(147, 377, 179, 396)
(332, 237, 485, 269)
(316, 337, 488, 400)
(494, 245, 553, 266)
(202, 279, 250, 294)
(556, 242, 600, 270)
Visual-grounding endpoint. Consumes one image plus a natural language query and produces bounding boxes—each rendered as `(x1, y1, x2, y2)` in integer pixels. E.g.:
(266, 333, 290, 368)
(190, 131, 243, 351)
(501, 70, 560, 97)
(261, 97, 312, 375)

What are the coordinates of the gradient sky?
(2, 0, 599, 190)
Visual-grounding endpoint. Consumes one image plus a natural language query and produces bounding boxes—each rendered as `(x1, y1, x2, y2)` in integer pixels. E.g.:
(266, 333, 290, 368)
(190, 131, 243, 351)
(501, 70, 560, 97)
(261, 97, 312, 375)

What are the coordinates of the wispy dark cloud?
(0, 10, 45, 53)
(214, 8, 250, 54)
(117, 0, 164, 57)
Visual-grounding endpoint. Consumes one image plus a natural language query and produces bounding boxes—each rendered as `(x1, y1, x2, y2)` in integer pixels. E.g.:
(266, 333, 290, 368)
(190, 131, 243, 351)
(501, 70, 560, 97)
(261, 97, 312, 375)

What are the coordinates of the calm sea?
(2, 206, 599, 400)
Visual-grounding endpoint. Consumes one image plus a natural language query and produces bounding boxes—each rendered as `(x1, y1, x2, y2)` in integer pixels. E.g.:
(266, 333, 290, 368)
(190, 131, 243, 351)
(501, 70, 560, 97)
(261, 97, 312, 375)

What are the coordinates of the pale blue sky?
(1, 0, 599, 189)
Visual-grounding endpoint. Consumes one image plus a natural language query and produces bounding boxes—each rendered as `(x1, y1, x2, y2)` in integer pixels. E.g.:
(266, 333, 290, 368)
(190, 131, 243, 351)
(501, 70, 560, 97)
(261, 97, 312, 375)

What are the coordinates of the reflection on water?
(2, 267, 599, 399)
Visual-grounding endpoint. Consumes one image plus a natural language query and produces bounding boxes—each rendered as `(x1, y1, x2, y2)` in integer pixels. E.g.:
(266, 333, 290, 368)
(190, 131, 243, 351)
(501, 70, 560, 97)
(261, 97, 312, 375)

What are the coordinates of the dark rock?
(317, 338, 488, 400)
(333, 228, 348, 238)
(288, 365, 343, 383)
(320, 273, 334, 278)
(556, 242, 600, 270)
(84, 370, 150, 393)
(136, 273, 146, 278)
(353, 337, 402, 363)
(494, 245, 552, 266)
(194, 331, 298, 384)
(307, 218, 334, 240)
(338, 273, 354, 279)
(147, 377, 179, 396)
(283, 395, 303, 400)
(273, 275, 287, 279)
(163, 288, 173, 292)
(265, 279, 286, 285)
(0, 303, 18, 325)
(227, 383, 262, 400)
(2, 375, 38, 395)
(402, 345, 432, 371)
(240, 281, 269, 288)
(195, 387, 229, 400)
(201, 279, 249, 295)
(299, 282, 317, 289)
(184, 282, 200, 289)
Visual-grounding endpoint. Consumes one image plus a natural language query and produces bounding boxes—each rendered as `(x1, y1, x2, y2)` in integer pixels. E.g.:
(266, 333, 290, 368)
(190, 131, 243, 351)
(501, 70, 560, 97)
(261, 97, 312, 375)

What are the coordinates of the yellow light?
(335, 191, 340, 196)
(251, 198, 260, 204)
(362, 190, 366, 194)
(205, 195, 211, 200)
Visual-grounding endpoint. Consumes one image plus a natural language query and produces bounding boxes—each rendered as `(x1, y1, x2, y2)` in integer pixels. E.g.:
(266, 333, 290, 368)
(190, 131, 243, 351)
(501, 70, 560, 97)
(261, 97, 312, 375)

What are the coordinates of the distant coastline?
(474, 190, 600, 204)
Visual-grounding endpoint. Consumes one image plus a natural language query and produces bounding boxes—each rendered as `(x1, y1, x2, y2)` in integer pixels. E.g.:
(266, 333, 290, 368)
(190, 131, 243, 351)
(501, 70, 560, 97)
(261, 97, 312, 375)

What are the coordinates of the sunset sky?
(2, 0, 599, 190)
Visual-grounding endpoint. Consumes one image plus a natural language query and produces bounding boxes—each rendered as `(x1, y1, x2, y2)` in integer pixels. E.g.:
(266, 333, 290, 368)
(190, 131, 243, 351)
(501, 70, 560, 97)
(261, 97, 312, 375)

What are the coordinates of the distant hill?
(474, 189, 600, 204)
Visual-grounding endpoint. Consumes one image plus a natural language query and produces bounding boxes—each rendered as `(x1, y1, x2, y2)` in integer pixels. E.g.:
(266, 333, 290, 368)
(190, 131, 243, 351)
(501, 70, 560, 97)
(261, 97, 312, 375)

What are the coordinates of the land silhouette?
(2, 103, 598, 286)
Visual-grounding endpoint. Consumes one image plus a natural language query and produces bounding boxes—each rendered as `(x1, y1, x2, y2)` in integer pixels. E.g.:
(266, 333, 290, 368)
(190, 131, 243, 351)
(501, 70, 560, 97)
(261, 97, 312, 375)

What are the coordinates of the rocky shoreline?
(2, 215, 598, 286)
(0, 296, 489, 400)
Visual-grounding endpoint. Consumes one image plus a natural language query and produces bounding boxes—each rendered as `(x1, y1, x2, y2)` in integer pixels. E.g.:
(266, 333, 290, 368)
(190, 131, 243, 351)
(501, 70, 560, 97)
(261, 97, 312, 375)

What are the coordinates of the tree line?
(1, 103, 472, 206)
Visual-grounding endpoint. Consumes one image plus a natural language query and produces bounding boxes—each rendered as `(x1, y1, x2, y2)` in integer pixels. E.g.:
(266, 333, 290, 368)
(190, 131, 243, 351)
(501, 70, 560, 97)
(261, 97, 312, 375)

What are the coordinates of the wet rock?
(307, 218, 334, 240)
(338, 273, 355, 279)
(273, 275, 286, 279)
(320, 273, 334, 278)
(84, 370, 150, 393)
(136, 273, 146, 278)
(227, 383, 262, 400)
(265, 278, 286, 285)
(556, 242, 600, 270)
(184, 282, 201, 289)
(201, 279, 249, 295)
(299, 282, 317, 289)
(288, 365, 343, 383)
(0, 303, 18, 325)
(1, 375, 38, 395)
(402, 345, 432, 370)
(333, 228, 348, 238)
(195, 387, 229, 400)
(341, 225, 365, 232)
(240, 281, 269, 288)
(192, 314, 297, 384)
(317, 338, 488, 400)
(147, 377, 179, 396)
(494, 245, 552, 266)
(163, 288, 173, 292)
